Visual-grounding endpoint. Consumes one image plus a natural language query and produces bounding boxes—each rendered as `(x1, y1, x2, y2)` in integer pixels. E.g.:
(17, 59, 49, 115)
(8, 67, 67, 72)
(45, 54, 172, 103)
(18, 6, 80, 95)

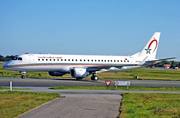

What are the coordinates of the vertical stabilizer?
(138, 32, 161, 60)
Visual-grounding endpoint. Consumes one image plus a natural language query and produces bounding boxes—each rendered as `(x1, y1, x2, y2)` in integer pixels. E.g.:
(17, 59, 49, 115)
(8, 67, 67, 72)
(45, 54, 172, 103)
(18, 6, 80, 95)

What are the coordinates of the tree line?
(0, 54, 180, 68)
(155, 60, 180, 68)
(0, 54, 16, 62)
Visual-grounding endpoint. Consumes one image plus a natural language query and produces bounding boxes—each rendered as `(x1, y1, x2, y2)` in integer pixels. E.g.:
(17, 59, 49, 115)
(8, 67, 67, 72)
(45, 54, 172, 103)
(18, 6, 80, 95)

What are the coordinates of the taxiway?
(0, 77, 180, 87)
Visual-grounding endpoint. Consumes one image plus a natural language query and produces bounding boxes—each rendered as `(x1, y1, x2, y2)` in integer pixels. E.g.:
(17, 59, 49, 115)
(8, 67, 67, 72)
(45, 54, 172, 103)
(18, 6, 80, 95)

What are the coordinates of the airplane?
(3, 32, 175, 80)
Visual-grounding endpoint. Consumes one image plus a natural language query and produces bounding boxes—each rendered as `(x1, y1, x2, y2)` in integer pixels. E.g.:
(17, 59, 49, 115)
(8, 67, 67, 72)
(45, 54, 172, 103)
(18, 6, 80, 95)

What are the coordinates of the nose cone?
(3, 63, 8, 69)
(3, 61, 11, 69)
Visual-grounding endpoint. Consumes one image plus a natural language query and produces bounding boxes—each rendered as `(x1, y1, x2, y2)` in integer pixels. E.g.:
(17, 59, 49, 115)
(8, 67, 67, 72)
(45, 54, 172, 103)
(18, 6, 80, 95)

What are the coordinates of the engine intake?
(70, 68, 89, 78)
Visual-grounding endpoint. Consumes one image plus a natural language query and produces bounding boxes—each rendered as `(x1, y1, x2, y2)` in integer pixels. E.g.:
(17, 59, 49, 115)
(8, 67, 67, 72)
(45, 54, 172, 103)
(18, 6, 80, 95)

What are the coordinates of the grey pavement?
(18, 94, 122, 118)
(1, 77, 180, 118)
(1, 86, 178, 94)
(1, 77, 180, 87)
(1, 87, 180, 94)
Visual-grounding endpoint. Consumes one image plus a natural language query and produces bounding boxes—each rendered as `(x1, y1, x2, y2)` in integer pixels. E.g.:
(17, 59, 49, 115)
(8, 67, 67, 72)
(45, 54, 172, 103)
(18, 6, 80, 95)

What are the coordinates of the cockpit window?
(12, 56, 22, 61)
(18, 57, 22, 60)
(12, 56, 18, 60)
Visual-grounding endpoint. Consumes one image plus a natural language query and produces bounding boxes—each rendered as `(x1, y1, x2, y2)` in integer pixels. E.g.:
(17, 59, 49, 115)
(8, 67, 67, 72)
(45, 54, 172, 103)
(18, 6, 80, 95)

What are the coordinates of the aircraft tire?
(94, 76, 99, 81)
(21, 75, 25, 79)
(91, 76, 95, 80)
(91, 75, 98, 81)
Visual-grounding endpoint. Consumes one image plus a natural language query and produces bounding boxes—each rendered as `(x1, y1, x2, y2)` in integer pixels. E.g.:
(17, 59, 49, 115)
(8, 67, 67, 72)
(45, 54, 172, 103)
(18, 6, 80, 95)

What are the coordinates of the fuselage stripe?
(8, 63, 133, 68)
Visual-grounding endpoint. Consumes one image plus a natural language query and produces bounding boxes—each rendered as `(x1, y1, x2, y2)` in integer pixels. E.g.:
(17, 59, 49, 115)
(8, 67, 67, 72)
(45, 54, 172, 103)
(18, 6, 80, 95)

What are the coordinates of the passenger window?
(57, 59, 59, 61)
(46, 59, 48, 61)
(114, 60, 116, 62)
(42, 59, 44, 61)
(50, 59, 52, 61)
(72, 59, 74, 61)
(91, 60, 93, 62)
(61, 59, 63, 61)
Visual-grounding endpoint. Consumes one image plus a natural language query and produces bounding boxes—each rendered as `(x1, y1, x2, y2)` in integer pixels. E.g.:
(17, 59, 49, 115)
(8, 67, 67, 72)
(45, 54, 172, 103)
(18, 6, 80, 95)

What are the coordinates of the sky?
(0, 0, 180, 61)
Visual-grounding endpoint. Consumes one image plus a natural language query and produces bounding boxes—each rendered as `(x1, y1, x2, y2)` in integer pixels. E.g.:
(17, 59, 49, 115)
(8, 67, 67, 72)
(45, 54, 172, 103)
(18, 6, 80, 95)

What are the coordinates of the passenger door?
(29, 54, 35, 64)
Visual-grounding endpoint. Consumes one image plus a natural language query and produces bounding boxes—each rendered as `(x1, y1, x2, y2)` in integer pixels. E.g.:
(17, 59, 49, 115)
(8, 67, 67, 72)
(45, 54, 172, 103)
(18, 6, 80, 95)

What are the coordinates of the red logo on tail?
(148, 39, 158, 53)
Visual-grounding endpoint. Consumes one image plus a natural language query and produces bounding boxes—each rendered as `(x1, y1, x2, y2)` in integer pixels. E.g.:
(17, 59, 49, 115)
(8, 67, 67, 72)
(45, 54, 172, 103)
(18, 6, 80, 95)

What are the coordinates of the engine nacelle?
(48, 71, 65, 76)
(70, 68, 89, 78)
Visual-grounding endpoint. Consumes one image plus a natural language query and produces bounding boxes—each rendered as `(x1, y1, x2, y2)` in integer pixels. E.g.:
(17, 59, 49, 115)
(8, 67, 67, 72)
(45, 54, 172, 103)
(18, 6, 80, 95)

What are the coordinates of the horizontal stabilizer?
(146, 57, 176, 62)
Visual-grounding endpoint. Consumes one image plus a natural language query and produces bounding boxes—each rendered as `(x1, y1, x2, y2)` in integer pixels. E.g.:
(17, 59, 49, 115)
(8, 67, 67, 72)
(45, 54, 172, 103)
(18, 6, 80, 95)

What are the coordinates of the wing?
(86, 64, 133, 73)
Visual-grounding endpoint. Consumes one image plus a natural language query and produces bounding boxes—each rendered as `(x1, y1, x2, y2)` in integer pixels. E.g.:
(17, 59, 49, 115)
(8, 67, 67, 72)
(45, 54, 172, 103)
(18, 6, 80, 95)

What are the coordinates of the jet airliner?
(3, 32, 175, 80)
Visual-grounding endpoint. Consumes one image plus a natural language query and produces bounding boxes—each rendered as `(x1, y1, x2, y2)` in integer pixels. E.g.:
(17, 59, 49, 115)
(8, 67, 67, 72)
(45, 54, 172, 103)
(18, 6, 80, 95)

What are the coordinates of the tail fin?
(138, 32, 161, 60)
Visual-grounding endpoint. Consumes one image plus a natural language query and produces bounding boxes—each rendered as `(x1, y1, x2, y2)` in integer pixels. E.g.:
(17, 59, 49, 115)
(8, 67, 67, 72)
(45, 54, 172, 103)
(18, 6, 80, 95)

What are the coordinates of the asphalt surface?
(1, 77, 180, 87)
(1, 77, 180, 118)
(19, 94, 122, 118)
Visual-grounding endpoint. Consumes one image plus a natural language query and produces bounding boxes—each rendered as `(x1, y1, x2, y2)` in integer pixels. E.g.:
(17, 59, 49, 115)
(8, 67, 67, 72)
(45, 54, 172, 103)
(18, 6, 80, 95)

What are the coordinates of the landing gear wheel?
(21, 75, 25, 79)
(91, 75, 99, 81)
(20, 71, 26, 79)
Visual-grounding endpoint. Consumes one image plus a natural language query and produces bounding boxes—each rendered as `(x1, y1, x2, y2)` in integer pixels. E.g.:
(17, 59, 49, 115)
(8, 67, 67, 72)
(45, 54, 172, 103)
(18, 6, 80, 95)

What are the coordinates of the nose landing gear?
(20, 71, 26, 79)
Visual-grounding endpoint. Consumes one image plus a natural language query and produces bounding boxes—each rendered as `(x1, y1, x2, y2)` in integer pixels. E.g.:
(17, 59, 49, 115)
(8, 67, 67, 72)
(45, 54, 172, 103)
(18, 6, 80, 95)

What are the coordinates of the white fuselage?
(3, 54, 141, 73)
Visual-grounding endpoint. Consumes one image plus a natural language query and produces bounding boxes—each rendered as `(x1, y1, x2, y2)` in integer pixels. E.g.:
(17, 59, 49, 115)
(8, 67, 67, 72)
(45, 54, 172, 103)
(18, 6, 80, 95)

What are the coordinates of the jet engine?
(70, 68, 89, 79)
(48, 71, 65, 76)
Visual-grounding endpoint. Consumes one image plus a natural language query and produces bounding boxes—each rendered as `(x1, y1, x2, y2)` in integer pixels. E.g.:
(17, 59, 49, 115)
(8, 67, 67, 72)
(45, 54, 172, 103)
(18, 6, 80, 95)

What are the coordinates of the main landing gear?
(91, 74, 99, 81)
(20, 71, 26, 79)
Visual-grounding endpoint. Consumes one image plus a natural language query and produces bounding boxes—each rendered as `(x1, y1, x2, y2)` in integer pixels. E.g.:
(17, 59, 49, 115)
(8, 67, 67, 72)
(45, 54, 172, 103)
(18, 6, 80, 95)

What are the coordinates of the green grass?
(0, 61, 5, 64)
(119, 93, 180, 118)
(0, 86, 30, 90)
(50, 86, 180, 91)
(1, 65, 180, 80)
(96, 68, 180, 81)
(0, 91, 60, 118)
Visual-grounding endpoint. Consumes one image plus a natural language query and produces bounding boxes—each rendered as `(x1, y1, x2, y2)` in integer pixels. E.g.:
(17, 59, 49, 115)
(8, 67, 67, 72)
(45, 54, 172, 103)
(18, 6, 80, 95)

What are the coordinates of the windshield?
(18, 57, 22, 60)
(12, 56, 22, 61)
(12, 56, 18, 60)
